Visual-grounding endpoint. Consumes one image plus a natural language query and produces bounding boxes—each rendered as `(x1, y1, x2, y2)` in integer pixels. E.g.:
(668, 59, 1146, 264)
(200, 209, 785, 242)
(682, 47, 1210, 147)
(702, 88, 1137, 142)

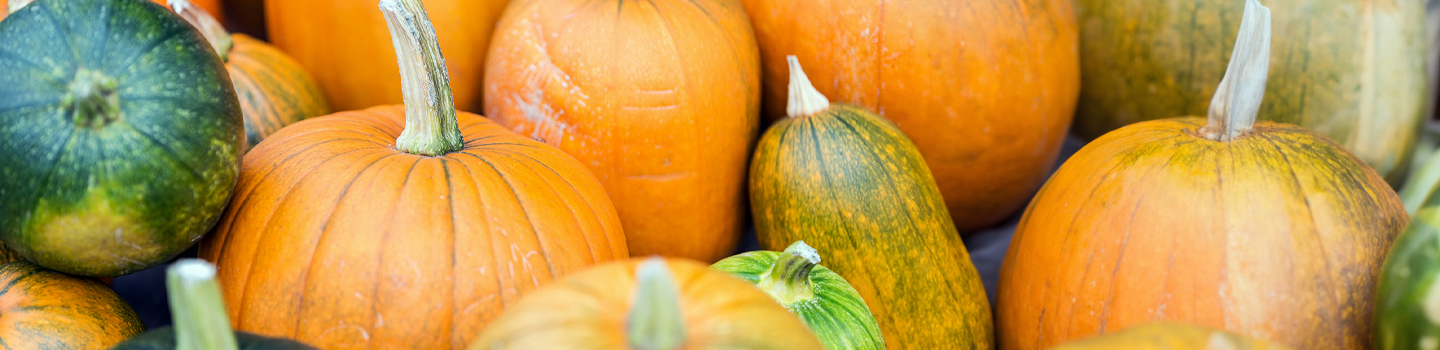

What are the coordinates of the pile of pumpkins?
(0, 0, 1437, 349)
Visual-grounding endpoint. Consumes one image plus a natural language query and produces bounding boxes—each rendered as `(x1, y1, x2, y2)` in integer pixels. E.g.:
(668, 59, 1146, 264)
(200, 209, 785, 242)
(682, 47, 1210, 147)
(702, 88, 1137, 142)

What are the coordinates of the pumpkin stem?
(628, 257, 686, 350)
(167, 259, 240, 350)
(168, 0, 233, 62)
(64, 68, 122, 129)
(379, 0, 463, 157)
(757, 241, 820, 307)
(5, 0, 34, 14)
(1200, 0, 1271, 141)
(786, 55, 831, 118)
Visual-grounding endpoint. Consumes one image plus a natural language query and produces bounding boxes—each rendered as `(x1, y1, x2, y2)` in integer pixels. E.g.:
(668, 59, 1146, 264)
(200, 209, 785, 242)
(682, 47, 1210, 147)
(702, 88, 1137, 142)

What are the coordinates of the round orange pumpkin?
(200, 1, 627, 348)
(265, 0, 509, 112)
(470, 257, 824, 350)
(169, 0, 329, 153)
(0, 260, 145, 349)
(998, 4, 1407, 349)
(484, 0, 761, 262)
(739, 0, 1081, 233)
(1047, 322, 1292, 350)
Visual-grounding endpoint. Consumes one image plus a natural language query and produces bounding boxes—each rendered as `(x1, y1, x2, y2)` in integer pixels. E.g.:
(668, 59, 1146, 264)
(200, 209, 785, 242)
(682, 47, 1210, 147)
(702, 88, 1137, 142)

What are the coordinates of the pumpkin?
(739, 0, 1081, 233)
(1046, 322, 1293, 350)
(1375, 170, 1440, 350)
(265, 0, 509, 112)
(999, 3, 1409, 349)
(199, 1, 627, 348)
(483, 0, 760, 262)
(710, 241, 885, 350)
(151, 0, 223, 24)
(168, 0, 328, 153)
(0, 0, 243, 277)
(0, 260, 145, 349)
(470, 257, 825, 350)
(750, 57, 992, 348)
(1072, 0, 1429, 185)
(113, 259, 317, 350)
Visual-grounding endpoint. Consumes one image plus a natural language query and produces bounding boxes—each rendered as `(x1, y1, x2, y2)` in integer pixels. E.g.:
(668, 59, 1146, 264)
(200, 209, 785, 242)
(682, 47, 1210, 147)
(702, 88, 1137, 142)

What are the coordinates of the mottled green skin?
(1075, 0, 1429, 185)
(712, 250, 885, 350)
(1377, 185, 1440, 350)
(750, 104, 992, 349)
(111, 327, 318, 350)
(0, 0, 243, 277)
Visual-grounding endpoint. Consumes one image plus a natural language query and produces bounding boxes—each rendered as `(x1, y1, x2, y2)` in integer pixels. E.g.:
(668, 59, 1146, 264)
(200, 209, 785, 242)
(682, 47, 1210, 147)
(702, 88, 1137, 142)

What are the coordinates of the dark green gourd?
(749, 56, 992, 349)
(1377, 184, 1440, 350)
(712, 241, 885, 350)
(0, 0, 243, 277)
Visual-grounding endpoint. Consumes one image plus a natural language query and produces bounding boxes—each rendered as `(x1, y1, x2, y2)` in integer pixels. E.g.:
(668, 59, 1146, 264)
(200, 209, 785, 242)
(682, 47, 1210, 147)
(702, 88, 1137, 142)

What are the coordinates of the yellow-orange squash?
(1046, 322, 1292, 350)
(0, 260, 145, 349)
(266, 0, 509, 111)
(200, 1, 627, 348)
(471, 258, 824, 350)
(170, 0, 329, 152)
(999, 3, 1408, 349)
(740, 0, 1081, 233)
(484, 0, 761, 261)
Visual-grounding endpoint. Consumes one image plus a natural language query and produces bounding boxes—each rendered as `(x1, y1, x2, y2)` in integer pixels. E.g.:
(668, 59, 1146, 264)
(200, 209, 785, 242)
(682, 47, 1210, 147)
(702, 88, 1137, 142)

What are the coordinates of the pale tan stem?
(379, 0, 463, 156)
(1201, 0, 1272, 141)
(786, 55, 831, 118)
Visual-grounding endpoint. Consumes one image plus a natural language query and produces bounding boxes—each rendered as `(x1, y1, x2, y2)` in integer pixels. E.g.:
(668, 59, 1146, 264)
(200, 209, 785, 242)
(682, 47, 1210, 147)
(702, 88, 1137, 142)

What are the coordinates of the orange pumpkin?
(200, 1, 627, 348)
(470, 257, 824, 350)
(0, 261, 145, 349)
(170, 0, 329, 152)
(484, 0, 761, 262)
(998, 3, 1407, 349)
(739, 0, 1081, 233)
(1046, 322, 1293, 350)
(265, 0, 509, 112)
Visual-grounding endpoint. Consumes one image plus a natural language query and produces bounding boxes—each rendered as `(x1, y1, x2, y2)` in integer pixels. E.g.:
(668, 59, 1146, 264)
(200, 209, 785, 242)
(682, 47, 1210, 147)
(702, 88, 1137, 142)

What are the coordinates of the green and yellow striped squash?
(751, 57, 992, 349)
(1377, 176, 1440, 350)
(0, 0, 244, 277)
(0, 260, 144, 349)
(712, 241, 885, 350)
(1073, 0, 1429, 184)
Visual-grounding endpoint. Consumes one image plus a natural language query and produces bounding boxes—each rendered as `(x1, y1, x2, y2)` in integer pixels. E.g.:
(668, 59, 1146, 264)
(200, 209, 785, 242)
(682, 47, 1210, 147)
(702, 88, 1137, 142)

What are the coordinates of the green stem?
(168, 0, 232, 62)
(167, 259, 239, 350)
(628, 258, 685, 350)
(757, 241, 820, 306)
(785, 55, 831, 118)
(1200, 0, 1271, 141)
(378, 0, 463, 156)
(64, 69, 122, 128)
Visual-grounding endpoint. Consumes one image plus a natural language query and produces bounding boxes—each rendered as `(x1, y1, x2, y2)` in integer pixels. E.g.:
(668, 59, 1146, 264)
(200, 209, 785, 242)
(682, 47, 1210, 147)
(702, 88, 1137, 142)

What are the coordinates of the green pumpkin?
(0, 0, 243, 277)
(750, 57, 992, 349)
(712, 241, 885, 350)
(1073, 0, 1429, 185)
(1377, 183, 1440, 350)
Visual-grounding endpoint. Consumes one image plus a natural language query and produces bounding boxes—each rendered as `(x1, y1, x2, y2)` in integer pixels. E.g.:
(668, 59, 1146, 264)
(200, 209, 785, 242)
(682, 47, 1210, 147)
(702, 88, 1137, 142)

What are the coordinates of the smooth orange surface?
(266, 0, 509, 112)
(470, 258, 824, 349)
(741, 0, 1081, 233)
(201, 106, 628, 349)
(998, 118, 1408, 350)
(484, 0, 761, 262)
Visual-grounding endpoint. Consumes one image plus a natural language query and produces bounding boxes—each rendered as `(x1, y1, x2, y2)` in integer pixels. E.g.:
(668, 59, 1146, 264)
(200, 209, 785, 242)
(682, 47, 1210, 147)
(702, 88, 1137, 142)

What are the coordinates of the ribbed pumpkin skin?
(1376, 186, 1440, 350)
(200, 106, 627, 349)
(0, 0, 243, 277)
(1073, 0, 1428, 184)
(484, 0, 760, 262)
(0, 261, 145, 349)
(1047, 322, 1293, 350)
(710, 250, 885, 350)
(227, 34, 329, 152)
(265, 0, 509, 112)
(113, 327, 318, 350)
(999, 118, 1409, 350)
(740, 0, 1081, 233)
(751, 104, 992, 349)
(470, 258, 824, 350)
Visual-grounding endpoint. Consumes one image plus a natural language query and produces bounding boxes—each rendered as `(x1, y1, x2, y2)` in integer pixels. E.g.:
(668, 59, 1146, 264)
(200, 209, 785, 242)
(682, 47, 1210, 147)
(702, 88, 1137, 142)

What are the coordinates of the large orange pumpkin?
(739, 0, 1081, 233)
(266, 0, 509, 112)
(484, 0, 761, 262)
(170, 0, 329, 152)
(998, 3, 1408, 349)
(200, 1, 627, 348)
(470, 258, 824, 350)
